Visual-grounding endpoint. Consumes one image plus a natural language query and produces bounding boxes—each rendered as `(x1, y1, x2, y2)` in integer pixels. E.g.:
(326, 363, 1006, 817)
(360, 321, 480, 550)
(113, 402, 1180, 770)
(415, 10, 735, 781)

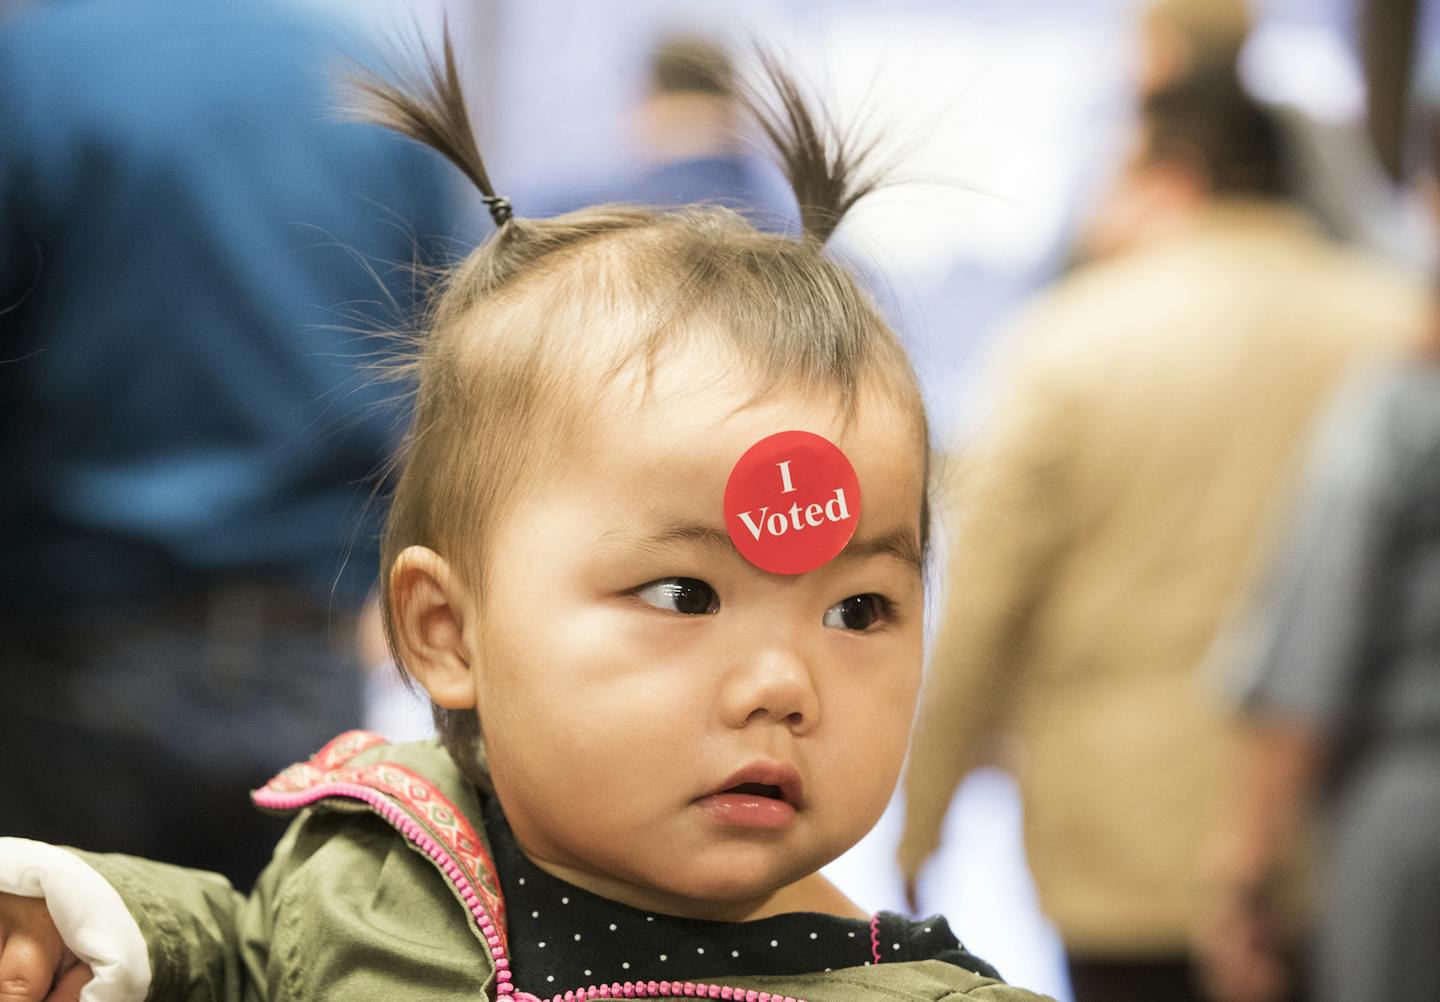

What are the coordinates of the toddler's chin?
(640, 846, 826, 915)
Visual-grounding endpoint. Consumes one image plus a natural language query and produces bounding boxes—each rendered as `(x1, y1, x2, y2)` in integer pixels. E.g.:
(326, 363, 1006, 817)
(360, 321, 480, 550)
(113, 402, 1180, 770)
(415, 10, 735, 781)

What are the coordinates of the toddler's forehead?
(478, 337, 920, 532)
(582, 370, 917, 502)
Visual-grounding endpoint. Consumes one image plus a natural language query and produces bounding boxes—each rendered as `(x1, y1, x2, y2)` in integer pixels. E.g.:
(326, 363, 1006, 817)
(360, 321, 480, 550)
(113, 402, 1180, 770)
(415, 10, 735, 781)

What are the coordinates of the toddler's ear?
(388, 546, 477, 710)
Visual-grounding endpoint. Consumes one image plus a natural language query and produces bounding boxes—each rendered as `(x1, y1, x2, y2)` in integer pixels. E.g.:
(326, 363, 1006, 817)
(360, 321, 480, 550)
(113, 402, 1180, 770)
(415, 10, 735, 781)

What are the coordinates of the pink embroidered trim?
(253, 781, 517, 998)
(868, 913, 882, 966)
(254, 733, 506, 938)
(318, 730, 390, 769)
(529, 980, 809, 1002)
(258, 729, 388, 793)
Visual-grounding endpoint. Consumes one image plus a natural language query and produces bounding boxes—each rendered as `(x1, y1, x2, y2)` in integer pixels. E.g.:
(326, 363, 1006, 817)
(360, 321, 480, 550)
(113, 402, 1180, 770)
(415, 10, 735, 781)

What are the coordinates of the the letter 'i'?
(777, 460, 797, 494)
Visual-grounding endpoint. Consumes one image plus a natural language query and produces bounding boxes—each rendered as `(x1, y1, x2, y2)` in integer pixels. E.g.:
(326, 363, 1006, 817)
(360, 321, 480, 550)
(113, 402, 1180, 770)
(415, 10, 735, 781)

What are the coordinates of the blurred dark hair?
(1141, 62, 1287, 199)
(1413, 57, 1440, 181)
(1360, 0, 1420, 183)
(650, 34, 734, 98)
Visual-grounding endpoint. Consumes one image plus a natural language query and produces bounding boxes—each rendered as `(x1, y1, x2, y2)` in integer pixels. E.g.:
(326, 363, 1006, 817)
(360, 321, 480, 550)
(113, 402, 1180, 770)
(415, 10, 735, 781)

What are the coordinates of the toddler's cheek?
(837, 690, 915, 775)
(826, 728, 909, 828)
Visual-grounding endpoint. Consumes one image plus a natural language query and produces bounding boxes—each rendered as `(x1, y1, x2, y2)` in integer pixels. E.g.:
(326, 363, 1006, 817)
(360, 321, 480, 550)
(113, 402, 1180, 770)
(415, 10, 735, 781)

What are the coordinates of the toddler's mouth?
(701, 761, 804, 810)
(724, 782, 785, 801)
(696, 768, 802, 830)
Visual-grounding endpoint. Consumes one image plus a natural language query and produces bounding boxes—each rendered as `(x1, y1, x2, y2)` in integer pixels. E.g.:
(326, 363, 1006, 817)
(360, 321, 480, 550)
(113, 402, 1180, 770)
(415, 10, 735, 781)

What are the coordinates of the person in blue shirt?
(0, 0, 462, 888)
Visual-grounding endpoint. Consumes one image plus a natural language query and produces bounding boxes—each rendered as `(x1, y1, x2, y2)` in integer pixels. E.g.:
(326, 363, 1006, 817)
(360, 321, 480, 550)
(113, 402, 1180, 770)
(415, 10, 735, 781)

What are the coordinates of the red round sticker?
(723, 430, 862, 575)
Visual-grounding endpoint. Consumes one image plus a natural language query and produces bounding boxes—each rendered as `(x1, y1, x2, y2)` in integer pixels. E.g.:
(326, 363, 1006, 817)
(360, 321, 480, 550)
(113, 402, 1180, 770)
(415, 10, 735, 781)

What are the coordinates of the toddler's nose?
(720, 643, 820, 735)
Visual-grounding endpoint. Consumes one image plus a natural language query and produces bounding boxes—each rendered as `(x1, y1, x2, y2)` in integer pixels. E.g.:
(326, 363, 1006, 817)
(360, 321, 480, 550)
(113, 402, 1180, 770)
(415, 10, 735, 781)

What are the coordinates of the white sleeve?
(0, 837, 152, 1002)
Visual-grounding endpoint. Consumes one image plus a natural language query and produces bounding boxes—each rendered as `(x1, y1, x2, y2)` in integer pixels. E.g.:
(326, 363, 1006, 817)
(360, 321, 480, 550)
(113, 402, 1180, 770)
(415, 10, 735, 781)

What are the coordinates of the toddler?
(0, 37, 1050, 1002)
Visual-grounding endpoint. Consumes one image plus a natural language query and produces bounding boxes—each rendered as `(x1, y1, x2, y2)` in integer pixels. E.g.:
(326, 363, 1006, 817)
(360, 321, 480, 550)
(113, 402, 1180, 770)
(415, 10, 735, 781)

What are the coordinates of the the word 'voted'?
(723, 430, 861, 575)
(734, 489, 852, 541)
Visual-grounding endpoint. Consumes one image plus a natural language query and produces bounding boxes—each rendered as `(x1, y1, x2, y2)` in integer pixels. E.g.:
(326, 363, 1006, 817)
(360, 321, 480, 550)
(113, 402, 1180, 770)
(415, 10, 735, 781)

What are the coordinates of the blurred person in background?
(535, 33, 794, 229)
(1202, 32, 1440, 1002)
(1140, 0, 1422, 268)
(0, 0, 458, 888)
(895, 55, 1427, 1002)
(1138, 0, 1249, 97)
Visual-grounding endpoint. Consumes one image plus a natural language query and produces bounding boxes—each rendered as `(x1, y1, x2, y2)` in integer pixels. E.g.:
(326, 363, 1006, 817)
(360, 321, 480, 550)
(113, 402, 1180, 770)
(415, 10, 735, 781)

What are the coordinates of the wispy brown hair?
(354, 30, 930, 788)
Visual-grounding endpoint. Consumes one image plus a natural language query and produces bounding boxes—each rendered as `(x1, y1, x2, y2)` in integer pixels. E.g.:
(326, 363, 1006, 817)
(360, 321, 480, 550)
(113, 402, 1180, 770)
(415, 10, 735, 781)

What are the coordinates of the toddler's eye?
(823, 594, 889, 632)
(636, 577, 719, 616)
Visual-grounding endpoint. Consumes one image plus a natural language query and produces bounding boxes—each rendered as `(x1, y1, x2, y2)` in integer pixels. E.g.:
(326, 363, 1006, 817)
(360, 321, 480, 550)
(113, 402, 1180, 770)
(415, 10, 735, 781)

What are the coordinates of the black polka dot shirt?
(483, 797, 1001, 994)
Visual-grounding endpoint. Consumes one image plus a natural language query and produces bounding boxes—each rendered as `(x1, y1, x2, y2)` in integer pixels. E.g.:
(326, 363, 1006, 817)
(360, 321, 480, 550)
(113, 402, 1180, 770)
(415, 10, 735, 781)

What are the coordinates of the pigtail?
(741, 49, 892, 245)
(349, 26, 513, 227)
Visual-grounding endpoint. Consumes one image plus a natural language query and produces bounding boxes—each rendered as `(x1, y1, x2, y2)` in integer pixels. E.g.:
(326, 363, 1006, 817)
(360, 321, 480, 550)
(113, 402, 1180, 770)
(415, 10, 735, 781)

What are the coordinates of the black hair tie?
(483, 195, 514, 227)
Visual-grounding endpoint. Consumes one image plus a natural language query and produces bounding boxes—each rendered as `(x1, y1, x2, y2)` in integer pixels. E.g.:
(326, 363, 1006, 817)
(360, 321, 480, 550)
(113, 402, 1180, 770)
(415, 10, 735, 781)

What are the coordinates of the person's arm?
(62, 851, 262, 1002)
(1220, 721, 1326, 906)
(0, 839, 137, 1002)
(0, 814, 315, 1002)
(1197, 719, 1326, 1002)
(897, 328, 1076, 908)
(1201, 369, 1400, 1001)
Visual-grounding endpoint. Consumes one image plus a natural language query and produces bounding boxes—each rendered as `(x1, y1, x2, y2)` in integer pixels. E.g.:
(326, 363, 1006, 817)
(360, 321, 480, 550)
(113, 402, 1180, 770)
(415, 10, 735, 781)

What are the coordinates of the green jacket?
(75, 733, 1053, 1002)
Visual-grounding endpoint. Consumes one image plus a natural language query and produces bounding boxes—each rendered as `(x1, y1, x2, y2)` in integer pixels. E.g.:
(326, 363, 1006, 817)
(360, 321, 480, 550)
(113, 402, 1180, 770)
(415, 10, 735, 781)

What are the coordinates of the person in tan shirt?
(897, 62, 1427, 1002)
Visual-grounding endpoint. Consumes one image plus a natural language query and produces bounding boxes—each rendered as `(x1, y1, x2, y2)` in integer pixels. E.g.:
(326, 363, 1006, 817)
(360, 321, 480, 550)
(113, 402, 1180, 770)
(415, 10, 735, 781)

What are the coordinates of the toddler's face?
(465, 351, 926, 919)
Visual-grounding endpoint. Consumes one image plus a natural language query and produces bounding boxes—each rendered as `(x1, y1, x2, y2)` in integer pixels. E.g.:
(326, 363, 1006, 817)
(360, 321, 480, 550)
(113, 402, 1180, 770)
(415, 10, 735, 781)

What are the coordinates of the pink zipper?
(523, 981, 808, 1002)
(254, 783, 811, 1002)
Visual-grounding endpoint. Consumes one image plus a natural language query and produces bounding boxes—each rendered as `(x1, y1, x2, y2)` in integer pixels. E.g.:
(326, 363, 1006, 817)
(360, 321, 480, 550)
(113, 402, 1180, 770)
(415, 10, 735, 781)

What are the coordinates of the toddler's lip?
(702, 760, 804, 810)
